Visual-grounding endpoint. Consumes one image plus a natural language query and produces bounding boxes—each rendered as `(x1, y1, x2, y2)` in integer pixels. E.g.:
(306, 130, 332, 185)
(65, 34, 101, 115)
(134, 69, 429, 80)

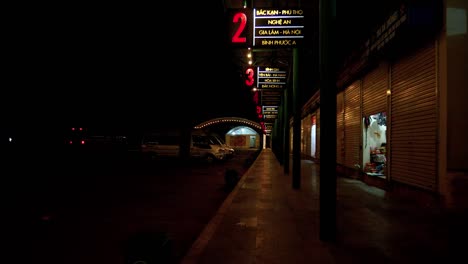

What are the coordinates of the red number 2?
(232, 12, 247, 43)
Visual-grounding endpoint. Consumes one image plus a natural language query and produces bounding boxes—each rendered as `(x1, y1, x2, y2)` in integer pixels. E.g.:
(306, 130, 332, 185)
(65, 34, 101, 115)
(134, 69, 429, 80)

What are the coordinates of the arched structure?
(193, 117, 264, 149)
(193, 117, 262, 131)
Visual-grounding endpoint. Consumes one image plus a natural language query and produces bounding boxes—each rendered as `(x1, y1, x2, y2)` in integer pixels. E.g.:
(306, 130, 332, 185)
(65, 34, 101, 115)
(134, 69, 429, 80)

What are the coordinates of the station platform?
(181, 148, 466, 263)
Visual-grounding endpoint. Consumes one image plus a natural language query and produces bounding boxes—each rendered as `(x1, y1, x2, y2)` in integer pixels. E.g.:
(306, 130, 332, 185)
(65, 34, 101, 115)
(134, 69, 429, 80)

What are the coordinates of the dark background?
(2, 1, 400, 133)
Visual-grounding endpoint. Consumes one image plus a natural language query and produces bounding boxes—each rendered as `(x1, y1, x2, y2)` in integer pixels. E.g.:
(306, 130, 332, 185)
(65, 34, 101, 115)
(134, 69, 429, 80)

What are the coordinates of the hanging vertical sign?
(227, 8, 253, 48)
(259, 121, 274, 135)
(257, 67, 287, 89)
(261, 90, 282, 106)
(262, 106, 279, 120)
(252, 89, 262, 120)
(227, 8, 305, 48)
(244, 66, 256, 88)
(260, 121, 267, 134)
(253, 8, 305, 47)
(264, 122, 274, 135)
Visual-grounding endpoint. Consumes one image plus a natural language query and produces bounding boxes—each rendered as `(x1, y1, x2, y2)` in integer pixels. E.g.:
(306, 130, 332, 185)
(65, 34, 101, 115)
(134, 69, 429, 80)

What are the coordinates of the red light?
(79, 127, 83, 131)
(69, 140, 73, 144)
(71, 127, 75, 131)
(81, 140, 85, 145)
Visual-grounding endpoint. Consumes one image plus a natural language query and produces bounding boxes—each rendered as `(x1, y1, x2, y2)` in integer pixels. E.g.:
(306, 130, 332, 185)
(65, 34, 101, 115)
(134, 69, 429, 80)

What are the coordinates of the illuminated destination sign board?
(254, 8, 305, 47)
(264, 122, 274, 134)
(260, 121, 274, 135)
(257, 67, 287, 89)
(261, 90, 282, 106)
(250, 67, 285, 122)
(244, 66, 288, 90)
(228, 8, 305, 48)
(262, 106, 279, 121)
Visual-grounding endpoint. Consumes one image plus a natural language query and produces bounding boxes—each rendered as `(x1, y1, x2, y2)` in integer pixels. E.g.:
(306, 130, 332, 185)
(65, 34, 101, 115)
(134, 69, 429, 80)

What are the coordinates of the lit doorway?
(362, 112, 387, 178)
(310, 115, 316, 158)
(249, 136, 256, 148)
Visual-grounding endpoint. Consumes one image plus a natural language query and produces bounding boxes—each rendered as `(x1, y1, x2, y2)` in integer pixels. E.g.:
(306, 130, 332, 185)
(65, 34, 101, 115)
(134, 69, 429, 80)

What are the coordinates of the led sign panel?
(228, 8, 305, 48)
(261, 90, 282, 106)
(262, 106, 279, 121)
(257, 67, 287, 89)
(253, 8, 305, 47)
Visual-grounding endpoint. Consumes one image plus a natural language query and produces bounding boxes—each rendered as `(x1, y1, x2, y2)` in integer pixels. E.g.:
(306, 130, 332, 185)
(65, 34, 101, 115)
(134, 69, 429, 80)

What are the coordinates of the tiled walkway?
(181, 149, 467, 264)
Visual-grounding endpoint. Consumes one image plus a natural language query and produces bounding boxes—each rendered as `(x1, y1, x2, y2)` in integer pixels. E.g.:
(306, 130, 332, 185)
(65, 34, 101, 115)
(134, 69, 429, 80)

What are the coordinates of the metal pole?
(319, 0, 337, 242)
(277, 101, 284, 164)
(283, 86, 290, 174)
(292, 47, 301, 189)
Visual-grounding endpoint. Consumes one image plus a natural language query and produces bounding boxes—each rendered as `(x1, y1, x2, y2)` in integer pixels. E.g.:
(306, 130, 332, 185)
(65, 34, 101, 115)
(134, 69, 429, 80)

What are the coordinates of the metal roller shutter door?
(363, 63, 389, 117)
(390, 42, 437, 191)
(344, 81, 361, 169)
(337, 92, 345, 165)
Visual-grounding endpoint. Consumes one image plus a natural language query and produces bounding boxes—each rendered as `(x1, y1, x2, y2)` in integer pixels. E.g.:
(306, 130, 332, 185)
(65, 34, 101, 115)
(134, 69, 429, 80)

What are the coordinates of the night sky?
(3, 3, 253, 130)
(3, 1, 399, 133)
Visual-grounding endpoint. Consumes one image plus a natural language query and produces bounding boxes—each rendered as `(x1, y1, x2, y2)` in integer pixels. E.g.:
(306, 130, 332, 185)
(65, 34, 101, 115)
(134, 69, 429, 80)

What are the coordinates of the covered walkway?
(182, 148, 466, 263)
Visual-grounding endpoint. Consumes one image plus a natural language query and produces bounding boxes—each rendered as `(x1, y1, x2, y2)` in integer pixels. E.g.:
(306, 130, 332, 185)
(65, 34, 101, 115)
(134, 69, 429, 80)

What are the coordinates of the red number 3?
(245, 68, 254, 86)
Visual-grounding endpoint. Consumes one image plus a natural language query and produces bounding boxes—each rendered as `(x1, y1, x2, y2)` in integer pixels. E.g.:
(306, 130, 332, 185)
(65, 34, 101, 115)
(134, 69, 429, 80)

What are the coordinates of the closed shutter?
(337, 92, 345, 165)
(363, 63, 389, 117)
(344, 81, 361, 168)
(390, 42, 437, 191)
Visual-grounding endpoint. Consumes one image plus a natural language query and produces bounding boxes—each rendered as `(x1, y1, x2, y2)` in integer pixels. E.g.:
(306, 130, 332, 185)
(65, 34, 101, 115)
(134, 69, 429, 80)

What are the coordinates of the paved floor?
(1, 149, 258, 264)
(181, 148, 467, 264)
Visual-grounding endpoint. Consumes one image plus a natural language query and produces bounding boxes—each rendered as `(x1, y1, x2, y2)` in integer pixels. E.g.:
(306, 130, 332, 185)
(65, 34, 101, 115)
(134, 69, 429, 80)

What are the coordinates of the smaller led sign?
(257, 67, 287, 90)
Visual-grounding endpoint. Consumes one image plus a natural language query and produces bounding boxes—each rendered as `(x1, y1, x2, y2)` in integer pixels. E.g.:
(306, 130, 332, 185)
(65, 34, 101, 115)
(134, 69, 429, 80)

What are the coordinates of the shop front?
(361, 62, 390, 179)
(363, 112, 387, 178)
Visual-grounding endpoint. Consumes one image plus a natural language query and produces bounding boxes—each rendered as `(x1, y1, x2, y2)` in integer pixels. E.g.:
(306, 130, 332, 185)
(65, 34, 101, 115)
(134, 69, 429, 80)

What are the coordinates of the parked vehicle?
(210, 135, 235, 159)
(140, 129, 225, 162)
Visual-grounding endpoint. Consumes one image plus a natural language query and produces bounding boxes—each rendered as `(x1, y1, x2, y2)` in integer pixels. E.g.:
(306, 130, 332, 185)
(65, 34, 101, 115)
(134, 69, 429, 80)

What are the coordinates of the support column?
(283, 86, 290, 174)
(292, 47, 302, 189)
(319, 0, 337, 242)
